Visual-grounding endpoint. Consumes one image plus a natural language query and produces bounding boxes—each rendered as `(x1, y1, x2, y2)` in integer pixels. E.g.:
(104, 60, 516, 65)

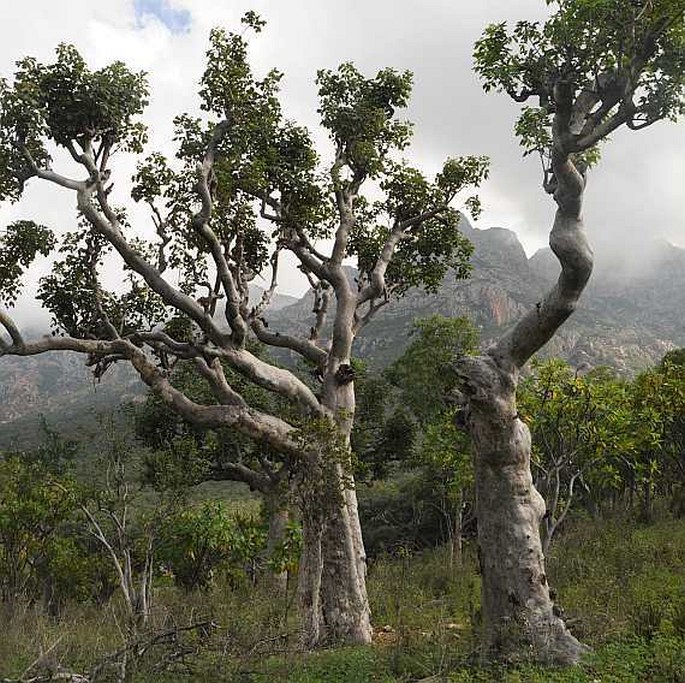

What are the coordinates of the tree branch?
(1, 334, 305, 456)
(211, 461, 272, 492)
(489, 136, 592, 369)
(251, 318, 328, 367)
(21, 145, 84, 191)
(76, 188, 229, 347)
(310, 282, 332, 342)
(191, 120, 248, 344)
(357, 206, 447, 307)
(0, 309, 24, 347)
(193, 356, 248, 407)
(217, 346, 323, 413)
(352, 297, 389, 335)
(249, 248, 281, 321)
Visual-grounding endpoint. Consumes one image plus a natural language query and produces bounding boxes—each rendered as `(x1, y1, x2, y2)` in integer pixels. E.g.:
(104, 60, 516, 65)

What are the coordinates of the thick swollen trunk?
(457, 150, 592, 664)
(464, 357, 588, 664)
(297, 362, 372, 648)
(297, 461, 371, 647)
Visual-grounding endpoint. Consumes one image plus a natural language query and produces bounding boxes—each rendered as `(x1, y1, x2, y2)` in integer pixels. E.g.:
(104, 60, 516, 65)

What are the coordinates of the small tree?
(0, 451, 79, 606)
(0, 429, 114, 614)
(0, 15, 487, 646)
(387, 315, 479, 566)
(156, 501, 267, 591)
(470, 0, 685, 663)
(76, 426, 155, 632)
(630, 352, 685, 519)
(518, 360, 632, 552)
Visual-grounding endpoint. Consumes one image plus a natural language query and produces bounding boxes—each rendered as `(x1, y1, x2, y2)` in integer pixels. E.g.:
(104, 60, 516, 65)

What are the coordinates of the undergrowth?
(1, 514, 683, 682)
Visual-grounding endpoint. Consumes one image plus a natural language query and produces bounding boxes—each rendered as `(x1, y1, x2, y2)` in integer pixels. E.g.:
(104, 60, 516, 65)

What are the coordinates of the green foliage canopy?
(474, 0, 685, 176)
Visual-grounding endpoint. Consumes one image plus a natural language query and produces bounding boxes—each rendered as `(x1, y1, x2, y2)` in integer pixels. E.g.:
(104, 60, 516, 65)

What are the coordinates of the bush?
(359, 472, 468, 557)
(156, 501, 267, 591)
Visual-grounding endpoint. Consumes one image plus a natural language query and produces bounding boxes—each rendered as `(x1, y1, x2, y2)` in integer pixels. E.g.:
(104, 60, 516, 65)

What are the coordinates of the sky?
(1, 0, 684, 328)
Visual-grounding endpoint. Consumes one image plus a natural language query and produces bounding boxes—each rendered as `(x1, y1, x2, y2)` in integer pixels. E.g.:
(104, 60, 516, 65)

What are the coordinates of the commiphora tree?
(0, 15, 487, 647)
(468, 0, 685, 664)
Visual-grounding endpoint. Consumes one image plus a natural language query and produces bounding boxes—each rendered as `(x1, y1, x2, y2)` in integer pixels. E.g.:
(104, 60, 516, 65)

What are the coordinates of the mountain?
(2, 218, 684, 447)
(527, 239, 685, 370)
(0, 349, 141, 448)
(248, 284, 299, 312)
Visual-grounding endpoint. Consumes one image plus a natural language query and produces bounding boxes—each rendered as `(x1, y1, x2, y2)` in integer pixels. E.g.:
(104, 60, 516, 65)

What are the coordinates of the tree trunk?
(297, 459, 371, 647)
(297, 494, 324, 648)
(319, 462, 371, 644)
(264, 485, 290, 591)
(454, 146, 592, 664)
(642, 476, 654, 522)
(463, 356, 588, 664)
(452, 490, 464, 569)
(296, 351, 372, 647)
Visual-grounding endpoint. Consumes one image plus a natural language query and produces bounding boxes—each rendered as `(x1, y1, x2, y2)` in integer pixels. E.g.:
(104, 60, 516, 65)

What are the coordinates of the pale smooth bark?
(263, 486, 291, 591)
(457, 144, 592, 663)
(297, 445, 371, 647)
(461, 356, 588, 663)
(297, 278, 372, 647)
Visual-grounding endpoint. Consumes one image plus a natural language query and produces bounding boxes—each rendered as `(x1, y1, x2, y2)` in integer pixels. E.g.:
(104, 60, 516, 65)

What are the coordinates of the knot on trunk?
(455, 354, 517, 411)
(334, 363, 355, 385)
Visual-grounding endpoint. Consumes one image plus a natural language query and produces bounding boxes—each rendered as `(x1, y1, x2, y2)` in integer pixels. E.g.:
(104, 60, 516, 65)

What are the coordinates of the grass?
(1, 514, 684, 682)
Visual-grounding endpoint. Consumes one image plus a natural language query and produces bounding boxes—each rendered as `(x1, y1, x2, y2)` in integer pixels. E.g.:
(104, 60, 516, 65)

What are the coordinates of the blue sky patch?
(134, 0, 191, 34)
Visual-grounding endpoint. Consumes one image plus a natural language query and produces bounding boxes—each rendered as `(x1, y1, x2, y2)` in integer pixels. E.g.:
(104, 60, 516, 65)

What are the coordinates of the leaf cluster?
(317, 63, 413, 178)
(519, 359, 634, 493)
(0, 44, 148, 200)
(156, 501, 267, 590)
(474, 0, 685, 163)
(0, 220, 55, 306)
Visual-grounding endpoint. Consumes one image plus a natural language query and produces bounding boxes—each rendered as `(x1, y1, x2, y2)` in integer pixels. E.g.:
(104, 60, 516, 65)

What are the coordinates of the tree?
(350, 359, 415, 484)
(0, 429, 115, 614)
(470, 0, 685, 663)
(630, 352, 685, 519)
(518, 360, 632, 552)
(156, 502, 269, 592)
(0, 15, 487, 647)
(387, 315, 479, 567)
(0, 450, 79, 606)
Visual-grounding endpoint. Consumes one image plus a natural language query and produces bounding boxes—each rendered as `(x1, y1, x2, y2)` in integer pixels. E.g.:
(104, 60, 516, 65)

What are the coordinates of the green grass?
(1, 514, 684, 682)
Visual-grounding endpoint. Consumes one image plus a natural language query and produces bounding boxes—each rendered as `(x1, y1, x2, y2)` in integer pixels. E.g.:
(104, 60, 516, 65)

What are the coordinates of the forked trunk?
(297, 459, 371, 647)
(296, 369, 372, 648)
(463, 356, 588, 664)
